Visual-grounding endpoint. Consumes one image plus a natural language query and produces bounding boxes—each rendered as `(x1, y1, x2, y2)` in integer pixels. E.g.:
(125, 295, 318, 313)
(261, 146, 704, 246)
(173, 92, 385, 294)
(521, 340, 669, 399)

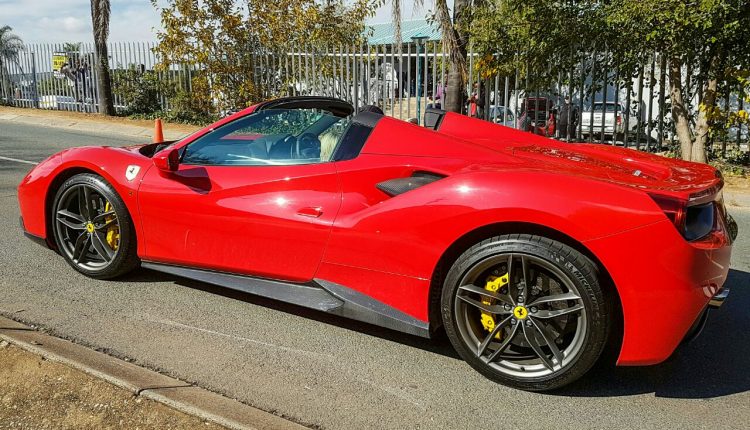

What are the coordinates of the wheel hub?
(512, 306, 528, 320)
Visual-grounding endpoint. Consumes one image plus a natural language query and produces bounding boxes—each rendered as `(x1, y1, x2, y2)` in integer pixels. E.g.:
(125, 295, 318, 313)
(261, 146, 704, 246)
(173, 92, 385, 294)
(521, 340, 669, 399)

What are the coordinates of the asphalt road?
(1, 121, 749, 430)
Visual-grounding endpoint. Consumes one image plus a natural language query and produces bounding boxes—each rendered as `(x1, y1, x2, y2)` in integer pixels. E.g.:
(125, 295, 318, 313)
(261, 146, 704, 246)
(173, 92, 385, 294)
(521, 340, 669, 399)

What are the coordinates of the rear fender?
(322, 170, 665, 320)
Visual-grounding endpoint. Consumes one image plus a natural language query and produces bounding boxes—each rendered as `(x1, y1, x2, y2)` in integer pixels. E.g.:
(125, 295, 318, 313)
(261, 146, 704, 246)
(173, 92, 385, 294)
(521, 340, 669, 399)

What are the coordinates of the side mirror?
(153, 148, 180, 172)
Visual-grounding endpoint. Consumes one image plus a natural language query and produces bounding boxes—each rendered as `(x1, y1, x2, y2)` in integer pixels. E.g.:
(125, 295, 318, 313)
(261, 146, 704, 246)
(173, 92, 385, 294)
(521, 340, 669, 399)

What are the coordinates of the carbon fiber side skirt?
(141, 261, 430, 338)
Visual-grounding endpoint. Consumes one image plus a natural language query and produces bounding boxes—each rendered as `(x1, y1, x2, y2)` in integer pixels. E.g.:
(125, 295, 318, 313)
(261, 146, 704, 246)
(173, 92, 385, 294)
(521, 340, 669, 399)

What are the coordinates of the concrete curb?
(0, 315, 307, 430)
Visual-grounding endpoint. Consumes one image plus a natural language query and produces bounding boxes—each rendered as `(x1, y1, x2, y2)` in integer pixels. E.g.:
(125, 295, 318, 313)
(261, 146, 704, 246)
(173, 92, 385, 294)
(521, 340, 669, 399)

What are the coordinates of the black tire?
(51, 173, 139, 279)
(441, 234, 610, 391)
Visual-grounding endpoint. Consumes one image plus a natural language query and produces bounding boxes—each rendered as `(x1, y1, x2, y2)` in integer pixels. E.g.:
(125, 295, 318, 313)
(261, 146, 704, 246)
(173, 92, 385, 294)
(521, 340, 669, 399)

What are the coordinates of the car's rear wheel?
(441, 234, 610, 391)
(51, 173, 139, 279)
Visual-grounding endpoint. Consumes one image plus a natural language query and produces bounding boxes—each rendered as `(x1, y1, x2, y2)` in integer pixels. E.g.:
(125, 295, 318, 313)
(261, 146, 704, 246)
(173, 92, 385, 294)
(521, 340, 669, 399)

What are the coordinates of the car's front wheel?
(51, 173, 139, 279)
(441, 234, 610, 391)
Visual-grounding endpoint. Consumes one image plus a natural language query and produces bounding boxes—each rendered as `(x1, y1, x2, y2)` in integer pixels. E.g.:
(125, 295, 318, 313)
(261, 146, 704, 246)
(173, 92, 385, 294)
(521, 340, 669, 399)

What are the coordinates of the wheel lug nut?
(517, 297, 524, 303)
(530, 307, 538, 313)
(525, 320, 532, 327)
(504, 304, 512, 311)
(510, 319, 517, 325)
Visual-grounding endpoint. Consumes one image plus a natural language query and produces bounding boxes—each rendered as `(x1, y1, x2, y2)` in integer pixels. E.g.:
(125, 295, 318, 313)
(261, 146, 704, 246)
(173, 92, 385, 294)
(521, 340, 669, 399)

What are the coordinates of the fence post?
(31, 51, 40, 109)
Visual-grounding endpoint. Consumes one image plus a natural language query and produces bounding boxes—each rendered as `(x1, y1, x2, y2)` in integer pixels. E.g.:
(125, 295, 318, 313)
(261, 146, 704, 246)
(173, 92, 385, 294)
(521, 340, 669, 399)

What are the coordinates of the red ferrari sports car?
(18, 97, 737, 391)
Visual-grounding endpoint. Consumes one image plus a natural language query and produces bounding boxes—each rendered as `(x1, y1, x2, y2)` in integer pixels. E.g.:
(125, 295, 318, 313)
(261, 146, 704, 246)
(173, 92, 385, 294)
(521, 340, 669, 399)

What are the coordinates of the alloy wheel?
(453, 253, 587, 378)
(54, 183, 121, 271)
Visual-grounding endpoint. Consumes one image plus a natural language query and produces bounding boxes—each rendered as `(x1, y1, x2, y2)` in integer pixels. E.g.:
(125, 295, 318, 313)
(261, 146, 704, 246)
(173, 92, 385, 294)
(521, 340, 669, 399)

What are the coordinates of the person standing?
(431, 75, 446, 109)
(558, 96, 579, 141)
(469, 82, 484, 118)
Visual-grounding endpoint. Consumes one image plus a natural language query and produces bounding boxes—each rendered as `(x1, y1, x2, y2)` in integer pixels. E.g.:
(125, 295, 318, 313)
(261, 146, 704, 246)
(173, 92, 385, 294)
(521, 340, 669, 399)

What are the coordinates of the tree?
(389, 0, 468, 113)
(606, 0, 750, 162)
(90, 0, 115, 115)
(63, 42, 82, 53)
(438, 0, 468, 113)
(0, 25, 24, 102)
(468, 0, 750, 163)
(152, 0, 372, 114)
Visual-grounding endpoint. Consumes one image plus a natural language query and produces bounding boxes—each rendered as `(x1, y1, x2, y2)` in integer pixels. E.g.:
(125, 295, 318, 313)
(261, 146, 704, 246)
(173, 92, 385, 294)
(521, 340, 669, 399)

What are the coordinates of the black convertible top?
(255, 96, 354, 118)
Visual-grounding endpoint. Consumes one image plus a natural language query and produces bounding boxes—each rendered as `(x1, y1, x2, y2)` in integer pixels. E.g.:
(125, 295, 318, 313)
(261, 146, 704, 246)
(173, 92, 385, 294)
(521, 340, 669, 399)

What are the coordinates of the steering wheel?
(277, 134, 296, 158)
(296, 133, 321, 159)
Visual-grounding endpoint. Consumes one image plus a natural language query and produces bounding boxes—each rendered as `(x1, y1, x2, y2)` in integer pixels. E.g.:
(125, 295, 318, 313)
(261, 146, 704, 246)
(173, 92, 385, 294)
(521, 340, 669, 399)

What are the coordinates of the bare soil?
(0, 341, 224, 429)
(725, 175, 750, 192)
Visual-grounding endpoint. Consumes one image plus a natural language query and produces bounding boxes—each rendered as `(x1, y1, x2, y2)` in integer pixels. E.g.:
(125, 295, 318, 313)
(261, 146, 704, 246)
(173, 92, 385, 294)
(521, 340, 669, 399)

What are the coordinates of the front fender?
(17, 146, 153, 256)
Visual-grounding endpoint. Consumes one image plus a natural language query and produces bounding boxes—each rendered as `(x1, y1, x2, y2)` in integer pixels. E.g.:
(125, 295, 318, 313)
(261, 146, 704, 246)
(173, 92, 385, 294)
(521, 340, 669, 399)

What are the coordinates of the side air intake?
(376, 172, 446, 197)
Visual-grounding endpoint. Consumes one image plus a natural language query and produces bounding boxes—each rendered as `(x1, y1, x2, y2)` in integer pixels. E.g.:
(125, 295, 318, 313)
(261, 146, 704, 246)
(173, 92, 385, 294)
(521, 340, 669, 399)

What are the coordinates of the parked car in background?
(726, 124, 749, 144)
(517, 97, 555, 137)
(580, 101, 642, 142)
(39, 95, 78, 111)
(489, 105, 515, 126)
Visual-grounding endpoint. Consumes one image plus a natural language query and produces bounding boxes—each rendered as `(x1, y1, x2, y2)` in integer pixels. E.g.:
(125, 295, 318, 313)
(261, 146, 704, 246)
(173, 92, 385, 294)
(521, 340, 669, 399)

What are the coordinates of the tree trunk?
(94, 41, 115, 115)
(691, 53, 722, 164)
(444, 66, 464, 113)
(0, 60, 10, 102)
(691, 77, 717, 163)
(443, 0, 469, 113)
(668, 56, 693, 161)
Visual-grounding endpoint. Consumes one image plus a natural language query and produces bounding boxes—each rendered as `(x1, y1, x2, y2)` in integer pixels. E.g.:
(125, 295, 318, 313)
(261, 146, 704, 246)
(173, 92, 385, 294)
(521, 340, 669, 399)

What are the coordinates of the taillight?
(616, 115, 622, 125)
(649, 193, 686, 231)
(649, 193, 716, 242)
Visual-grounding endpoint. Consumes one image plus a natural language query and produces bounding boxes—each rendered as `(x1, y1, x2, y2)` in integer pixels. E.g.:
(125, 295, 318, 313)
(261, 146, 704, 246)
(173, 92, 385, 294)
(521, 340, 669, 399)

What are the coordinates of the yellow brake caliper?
(480, 273, 509, 339)
(103, 202, 120, 251)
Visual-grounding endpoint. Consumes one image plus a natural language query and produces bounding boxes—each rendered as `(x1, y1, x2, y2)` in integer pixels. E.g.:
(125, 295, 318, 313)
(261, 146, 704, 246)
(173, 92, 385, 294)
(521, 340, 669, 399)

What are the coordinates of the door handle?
(296, 207, 323, 218)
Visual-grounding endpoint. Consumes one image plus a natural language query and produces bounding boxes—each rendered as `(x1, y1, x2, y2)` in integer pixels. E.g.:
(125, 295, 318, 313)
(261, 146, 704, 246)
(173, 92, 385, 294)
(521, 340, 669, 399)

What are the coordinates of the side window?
(181, 108, 347, 166)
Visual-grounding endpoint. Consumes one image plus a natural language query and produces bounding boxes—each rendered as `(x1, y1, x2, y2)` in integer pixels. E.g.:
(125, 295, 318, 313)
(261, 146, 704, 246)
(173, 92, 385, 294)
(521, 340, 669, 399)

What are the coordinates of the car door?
(137, 108, 345, 282)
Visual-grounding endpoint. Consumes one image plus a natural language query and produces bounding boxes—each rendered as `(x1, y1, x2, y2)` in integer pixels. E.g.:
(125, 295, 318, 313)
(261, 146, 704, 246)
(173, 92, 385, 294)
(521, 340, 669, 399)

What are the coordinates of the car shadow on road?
(118, 268, 461, 359)
(559, 268, 750, 399)
(119, 268, 749, 398)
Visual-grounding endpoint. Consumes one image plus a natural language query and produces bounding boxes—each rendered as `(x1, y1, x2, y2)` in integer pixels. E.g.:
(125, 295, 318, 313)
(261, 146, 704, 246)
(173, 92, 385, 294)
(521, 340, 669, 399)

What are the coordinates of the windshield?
(181, 108, 349, 166)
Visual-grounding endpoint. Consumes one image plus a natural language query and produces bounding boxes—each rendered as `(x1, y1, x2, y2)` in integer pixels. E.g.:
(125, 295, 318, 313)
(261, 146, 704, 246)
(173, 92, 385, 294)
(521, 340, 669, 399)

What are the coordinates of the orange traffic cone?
(153, 118, 164, 143)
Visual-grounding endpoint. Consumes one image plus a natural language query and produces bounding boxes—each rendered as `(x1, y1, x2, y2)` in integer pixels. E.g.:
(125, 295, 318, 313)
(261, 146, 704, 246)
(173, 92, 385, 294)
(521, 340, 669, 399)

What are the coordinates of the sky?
(0, 0, 442, 44)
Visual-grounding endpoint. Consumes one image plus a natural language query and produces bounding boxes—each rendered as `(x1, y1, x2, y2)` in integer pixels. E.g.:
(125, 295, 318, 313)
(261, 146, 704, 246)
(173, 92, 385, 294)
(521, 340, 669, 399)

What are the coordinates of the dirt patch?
(725, 175, 750, 193)
(0, 341, 224, 429)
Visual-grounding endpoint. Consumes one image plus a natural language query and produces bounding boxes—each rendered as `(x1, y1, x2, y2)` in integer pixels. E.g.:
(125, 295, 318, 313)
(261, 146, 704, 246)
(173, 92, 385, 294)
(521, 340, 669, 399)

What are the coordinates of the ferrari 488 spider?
(18, 97, 737, 391)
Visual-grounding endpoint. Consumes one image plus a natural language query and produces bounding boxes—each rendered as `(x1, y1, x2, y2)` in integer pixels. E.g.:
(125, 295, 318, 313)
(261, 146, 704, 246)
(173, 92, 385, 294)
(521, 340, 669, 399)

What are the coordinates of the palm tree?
(0, 25, 24, 102)
(90, 0, 115, 115)
(435, 0, 467, 113)
(391, 0, 467, 113)
(63, 42, 82, 54)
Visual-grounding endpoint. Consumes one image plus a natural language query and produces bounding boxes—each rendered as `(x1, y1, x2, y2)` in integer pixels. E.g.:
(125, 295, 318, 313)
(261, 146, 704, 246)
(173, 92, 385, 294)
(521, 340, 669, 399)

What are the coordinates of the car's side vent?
(376, 171, 446, 197)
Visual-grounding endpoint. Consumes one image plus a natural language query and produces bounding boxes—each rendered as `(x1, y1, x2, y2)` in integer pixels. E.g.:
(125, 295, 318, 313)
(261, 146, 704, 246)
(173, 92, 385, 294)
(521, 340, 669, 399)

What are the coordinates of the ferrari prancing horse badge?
(125, 165, 140, 181)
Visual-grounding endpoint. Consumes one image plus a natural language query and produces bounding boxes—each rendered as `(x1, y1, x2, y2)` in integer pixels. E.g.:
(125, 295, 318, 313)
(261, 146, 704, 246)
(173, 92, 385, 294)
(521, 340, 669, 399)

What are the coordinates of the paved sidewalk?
(0, 106, 197, 141)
